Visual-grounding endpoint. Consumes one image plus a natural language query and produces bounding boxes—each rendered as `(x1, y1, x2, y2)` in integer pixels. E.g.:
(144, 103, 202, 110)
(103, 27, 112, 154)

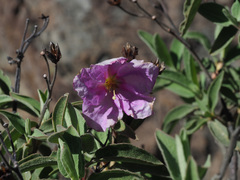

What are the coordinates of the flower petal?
(82, 93, 123, 131)
(117, 87, 155, 119)
(117, 59, 159, 94)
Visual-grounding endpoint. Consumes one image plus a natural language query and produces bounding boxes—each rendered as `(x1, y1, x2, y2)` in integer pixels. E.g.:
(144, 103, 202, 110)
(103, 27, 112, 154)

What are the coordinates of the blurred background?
(0, 0, 235, 178)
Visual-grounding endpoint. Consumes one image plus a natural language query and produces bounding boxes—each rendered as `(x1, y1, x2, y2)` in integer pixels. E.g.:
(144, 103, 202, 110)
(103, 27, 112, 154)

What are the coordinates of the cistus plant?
(0, 0, 240, 180)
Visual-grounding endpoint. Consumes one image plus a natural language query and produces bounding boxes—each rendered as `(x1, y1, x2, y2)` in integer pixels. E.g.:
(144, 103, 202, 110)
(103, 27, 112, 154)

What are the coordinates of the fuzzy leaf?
(198, 3, 230, 24)
(185, 157, 200, 180)
(208, 120, 229, 146)
(153, 34, 174, 68)
(210, 25, 238, 55)
(155, 129, 181, 180)
(0, 69, 11, 95)
(179, 0, 201, 35)
(88, 170, 144, 180)
(19, 156, 57, 172)
(183, 49, 199, 86)
(10, 92, 40, 117)
(232, 0, 240, 21)
(30, 129, 48, 140)
(0, 110, 25, 134)
(184, 31, 211, 50)
(58, 138, 79, 180)
(95, 143, 162, 166)
(138, 30, 158, 56)
(160, 70, 200, 97)
(52, 93, 69, 132)
(163, 104, 196, 133)
(0, 94, 13, 108)
(207, 71, 224, 113)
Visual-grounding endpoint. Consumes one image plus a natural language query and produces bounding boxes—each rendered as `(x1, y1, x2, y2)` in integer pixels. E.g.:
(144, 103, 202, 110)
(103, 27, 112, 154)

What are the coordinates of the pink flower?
(73, 57, 159, 131)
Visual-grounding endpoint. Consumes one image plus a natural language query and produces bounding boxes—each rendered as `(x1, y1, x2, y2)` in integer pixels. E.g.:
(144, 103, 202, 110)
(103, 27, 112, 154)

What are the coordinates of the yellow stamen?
(104, 75, 119, 100)
(112, 90, 116, 100)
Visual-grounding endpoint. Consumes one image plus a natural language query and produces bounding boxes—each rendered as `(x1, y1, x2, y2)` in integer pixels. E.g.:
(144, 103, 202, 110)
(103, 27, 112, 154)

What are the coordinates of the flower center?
(104, 75, 119, 100)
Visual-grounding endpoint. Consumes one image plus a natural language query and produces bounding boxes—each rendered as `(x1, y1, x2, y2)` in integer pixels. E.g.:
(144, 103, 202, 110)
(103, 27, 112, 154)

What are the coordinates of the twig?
(8, 14, 49, 113)
(38, 62, 58, 127)
(118, 0, 212, 81)
(213, 126, 240, 180)
(0, 119, 23, 180)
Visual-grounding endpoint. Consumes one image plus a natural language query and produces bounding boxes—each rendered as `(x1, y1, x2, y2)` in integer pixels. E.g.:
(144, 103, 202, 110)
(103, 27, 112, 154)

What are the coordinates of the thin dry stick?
(8, 15, 49, 112)
(38, 56, 58, 127)
(0, 119, 23, 180)
(213, 126, 240, 180)
(117, 0, 212, 81)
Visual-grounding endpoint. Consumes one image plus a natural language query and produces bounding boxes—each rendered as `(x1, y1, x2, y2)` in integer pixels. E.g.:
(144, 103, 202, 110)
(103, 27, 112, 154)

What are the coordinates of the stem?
(38, 64, 57, 127)
(118, 5, 145, 18)
(214, 126, 240, 180)
(9, 15, 49, 113)
(120, 0, 212, 81)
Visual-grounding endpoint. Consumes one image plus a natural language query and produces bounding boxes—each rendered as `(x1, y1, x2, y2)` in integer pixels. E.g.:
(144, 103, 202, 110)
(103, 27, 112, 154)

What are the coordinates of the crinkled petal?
(82, 93, 123, 131)
(116, 59, 159, 94)
(117, 87, 155, 119)
(73, 67, 107, 105)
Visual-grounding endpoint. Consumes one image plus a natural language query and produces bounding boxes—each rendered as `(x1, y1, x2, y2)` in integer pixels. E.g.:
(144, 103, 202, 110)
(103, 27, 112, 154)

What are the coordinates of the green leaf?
(52, 93, 69, 132)
(114, 162, 169, 178)
(65, 103, 78, 128)
(163, 104, 197, 133)
(95, 143, 162, 166)
(0, 94, 13, 108)
(221, 86, 238, 104)
(222, 9, 239, 27)
(179, 0, 202, 35)
(2, 125, 21, 149)
(57, 148, 69, 178)
(170, 39, 185, 70)
(160, 70, 201, 97)
(210, 25, 238, 55)
(47, 125, 67, 143)
(198, 3, 230, 24)
(153, 34, 174, 68)
(10, 92, 40, 117)
(165, 81, 197, 98)
(40, 118, 54, 133)
(25, 118, 31, 136)
(208, 120, 229, 146)
(19, 156, 57, 172)
(138, 30, 156, 56)
(224, 45, 240, 65)
(0, 69, 11, 95)
(80, 134, 96, 153)
(0, 110, 25, 134)
(232, 0, 240, 21)
(198, 155, 211, 179)
(62, 126, 84, 178)
(114, 120, 137, 140)
(30, 129, 48, 140)
(37, 89, 50, 122)
(207, 71, 224, 113)
(185, 157, 200, 180)
(183, 49, 199, 86)
(58, 138, 79, 180)
(175, 135, 187, 179)
(18, 153, 42, 166)
(155, 129, 181, 180)
(185, 118, 208, 135)
(88, 170, 144, 180)
(184, 31, 211, 50)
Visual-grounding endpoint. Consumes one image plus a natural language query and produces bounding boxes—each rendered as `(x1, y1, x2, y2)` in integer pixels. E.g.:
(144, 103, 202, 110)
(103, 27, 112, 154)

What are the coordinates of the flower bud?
(121, 42, 138, 61)
(44, 42, 62, 64)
